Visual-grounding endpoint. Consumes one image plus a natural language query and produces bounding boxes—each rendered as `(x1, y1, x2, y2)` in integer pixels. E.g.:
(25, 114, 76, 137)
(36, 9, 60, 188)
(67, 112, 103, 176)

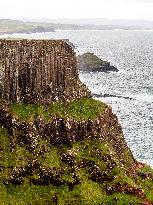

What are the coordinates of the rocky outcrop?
(0, 39, 91, 104)
(77, 52, 119, 72)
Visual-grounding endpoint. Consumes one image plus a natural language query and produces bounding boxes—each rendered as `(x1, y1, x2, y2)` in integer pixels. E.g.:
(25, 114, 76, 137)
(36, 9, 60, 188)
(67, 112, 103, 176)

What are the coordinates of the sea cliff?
(0, 39, 153, 205)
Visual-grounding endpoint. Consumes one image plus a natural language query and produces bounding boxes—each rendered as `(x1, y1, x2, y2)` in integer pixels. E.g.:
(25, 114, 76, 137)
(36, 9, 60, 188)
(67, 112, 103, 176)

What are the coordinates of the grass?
(40, 144, 61, 168)
(0, 125, 153, 204)
(0, 183, 143, 205)
(105, 193, 142, 205)
(0, 183, 57, 205)
(137, 165, 153, 202)
(10, 103, 45, 122)
(10, 98, 107, 122)
(1, 98, 153, 204)
(0, 127, 15, 171)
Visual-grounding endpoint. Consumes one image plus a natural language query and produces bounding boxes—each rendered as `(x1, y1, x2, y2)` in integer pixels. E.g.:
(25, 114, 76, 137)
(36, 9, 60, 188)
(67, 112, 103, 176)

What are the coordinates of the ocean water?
(1, 30, 153, 167)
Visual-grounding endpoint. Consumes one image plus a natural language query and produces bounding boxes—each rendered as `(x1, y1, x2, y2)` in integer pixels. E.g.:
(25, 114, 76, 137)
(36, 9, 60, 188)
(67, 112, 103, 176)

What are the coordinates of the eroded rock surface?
(0, 39, 91, 104)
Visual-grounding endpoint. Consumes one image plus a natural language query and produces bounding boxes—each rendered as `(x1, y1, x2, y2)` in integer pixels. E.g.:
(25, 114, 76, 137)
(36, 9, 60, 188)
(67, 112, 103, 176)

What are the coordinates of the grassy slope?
(0, 98, 153, 204)
(10, 98, 106, 122)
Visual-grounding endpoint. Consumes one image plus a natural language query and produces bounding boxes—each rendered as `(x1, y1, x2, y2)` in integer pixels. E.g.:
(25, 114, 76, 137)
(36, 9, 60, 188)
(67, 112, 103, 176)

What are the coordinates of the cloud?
(132, 0, 153, 2)
(0, 0, 153, 20)
(108, 0, 153, 2)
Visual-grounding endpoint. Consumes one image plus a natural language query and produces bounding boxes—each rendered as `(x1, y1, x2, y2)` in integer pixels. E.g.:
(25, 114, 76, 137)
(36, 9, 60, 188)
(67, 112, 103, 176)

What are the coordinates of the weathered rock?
(77, 52, 119, 72)
(0, 39, 153, 205)
(0, 39, 91, 104)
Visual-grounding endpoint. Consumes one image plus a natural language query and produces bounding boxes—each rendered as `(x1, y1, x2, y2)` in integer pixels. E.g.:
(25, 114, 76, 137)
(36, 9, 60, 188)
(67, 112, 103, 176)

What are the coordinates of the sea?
(1, 29, 153, 167)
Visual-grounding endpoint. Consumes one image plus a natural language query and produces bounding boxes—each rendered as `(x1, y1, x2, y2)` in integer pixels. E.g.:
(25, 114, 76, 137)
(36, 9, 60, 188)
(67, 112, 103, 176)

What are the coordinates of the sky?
(1, 0, 153, 20)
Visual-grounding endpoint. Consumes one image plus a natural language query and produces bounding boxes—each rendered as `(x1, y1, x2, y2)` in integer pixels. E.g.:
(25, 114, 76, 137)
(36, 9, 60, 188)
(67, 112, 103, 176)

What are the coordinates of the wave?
(92, 93, 134, 100)
(93, 93, 153, 102)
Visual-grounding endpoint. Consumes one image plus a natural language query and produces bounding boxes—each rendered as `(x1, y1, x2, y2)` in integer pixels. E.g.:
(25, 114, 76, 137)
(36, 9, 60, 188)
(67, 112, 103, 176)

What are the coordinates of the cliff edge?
(0, 39, 153, 205)
(0, 39, 90, 104)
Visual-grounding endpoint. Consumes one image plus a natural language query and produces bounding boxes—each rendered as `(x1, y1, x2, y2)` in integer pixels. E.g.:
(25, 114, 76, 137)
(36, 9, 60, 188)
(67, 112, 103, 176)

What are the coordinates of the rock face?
(0, 39, 91, 104)
(77, 52, 119, 72)
(0, 39, 153, 204)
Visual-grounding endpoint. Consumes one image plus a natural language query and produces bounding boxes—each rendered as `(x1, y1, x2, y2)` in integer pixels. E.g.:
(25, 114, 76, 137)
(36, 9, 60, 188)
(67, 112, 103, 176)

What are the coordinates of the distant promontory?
(77, 52, 118, 72)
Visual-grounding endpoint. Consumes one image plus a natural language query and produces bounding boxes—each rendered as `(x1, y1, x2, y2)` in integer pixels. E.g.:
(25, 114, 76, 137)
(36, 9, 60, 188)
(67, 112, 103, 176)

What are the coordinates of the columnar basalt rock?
(0, 39, 91, 104)
(0, 39, 153, 204)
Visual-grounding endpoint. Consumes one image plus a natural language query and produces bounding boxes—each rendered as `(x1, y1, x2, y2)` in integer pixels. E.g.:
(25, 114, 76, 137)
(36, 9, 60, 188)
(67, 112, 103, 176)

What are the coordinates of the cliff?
(0, 39, 153, 205)
(0, 39, 90, 104)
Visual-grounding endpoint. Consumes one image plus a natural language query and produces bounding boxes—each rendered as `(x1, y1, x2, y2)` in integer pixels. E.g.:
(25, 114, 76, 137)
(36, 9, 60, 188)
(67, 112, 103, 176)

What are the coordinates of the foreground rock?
(77, 52, 119, 72)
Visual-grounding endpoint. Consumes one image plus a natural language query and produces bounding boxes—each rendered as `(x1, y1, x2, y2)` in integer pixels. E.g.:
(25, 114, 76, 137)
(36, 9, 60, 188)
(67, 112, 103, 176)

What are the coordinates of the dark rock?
(101, 154, 117, 170)
(39, 167, 64, 186)
(109, 65, 119, 72)
(6, 177, 24, 185)
(61, 153, 74, 165)
(67, 178, 81, 190)
(105, 184, 116, 194)
(52, 193, 58, 204)
(77, 159, 95, 170)
(138, 172, 153, 180)
(0, 39, 91, 104)
(90, 166, 114, 183)
(77, 52, 118, 72)
(31, 178, 49, 186)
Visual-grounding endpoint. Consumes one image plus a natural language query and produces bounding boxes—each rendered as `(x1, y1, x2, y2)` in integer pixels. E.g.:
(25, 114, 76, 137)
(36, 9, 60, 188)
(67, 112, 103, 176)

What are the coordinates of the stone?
(0, 39, 91, 104)
(77, 52, 119, 72)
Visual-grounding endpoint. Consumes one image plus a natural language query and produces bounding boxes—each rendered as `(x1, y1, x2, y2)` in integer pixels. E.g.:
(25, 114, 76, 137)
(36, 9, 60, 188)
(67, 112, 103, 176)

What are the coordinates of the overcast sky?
(1, 0, 153, 20)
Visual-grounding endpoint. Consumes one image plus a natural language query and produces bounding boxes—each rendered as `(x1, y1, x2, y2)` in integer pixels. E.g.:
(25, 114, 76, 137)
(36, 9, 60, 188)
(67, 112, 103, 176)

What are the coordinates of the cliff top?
(0, 38, 68, 42)
(0, 97, 153, 204)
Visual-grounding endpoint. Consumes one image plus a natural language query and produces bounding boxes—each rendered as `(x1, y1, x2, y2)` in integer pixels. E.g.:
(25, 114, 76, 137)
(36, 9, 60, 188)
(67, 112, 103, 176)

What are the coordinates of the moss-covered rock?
(77, 52, 119, 72)
(0, 98, 153, 204)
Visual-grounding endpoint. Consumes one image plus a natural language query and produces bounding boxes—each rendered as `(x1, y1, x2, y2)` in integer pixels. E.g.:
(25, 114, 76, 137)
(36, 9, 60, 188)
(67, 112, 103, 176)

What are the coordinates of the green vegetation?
(10, 98, 107, 121)
(0, 127, 143, 205)
(0, 19, 151, 34)
(0, 98, 153, 204)
(0, 125, 152, 204)
(137, 165, 153, 202)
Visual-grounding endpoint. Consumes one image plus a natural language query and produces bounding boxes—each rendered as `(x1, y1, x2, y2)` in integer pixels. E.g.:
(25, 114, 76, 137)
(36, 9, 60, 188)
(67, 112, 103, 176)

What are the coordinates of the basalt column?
(0, 39, 90, 104)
